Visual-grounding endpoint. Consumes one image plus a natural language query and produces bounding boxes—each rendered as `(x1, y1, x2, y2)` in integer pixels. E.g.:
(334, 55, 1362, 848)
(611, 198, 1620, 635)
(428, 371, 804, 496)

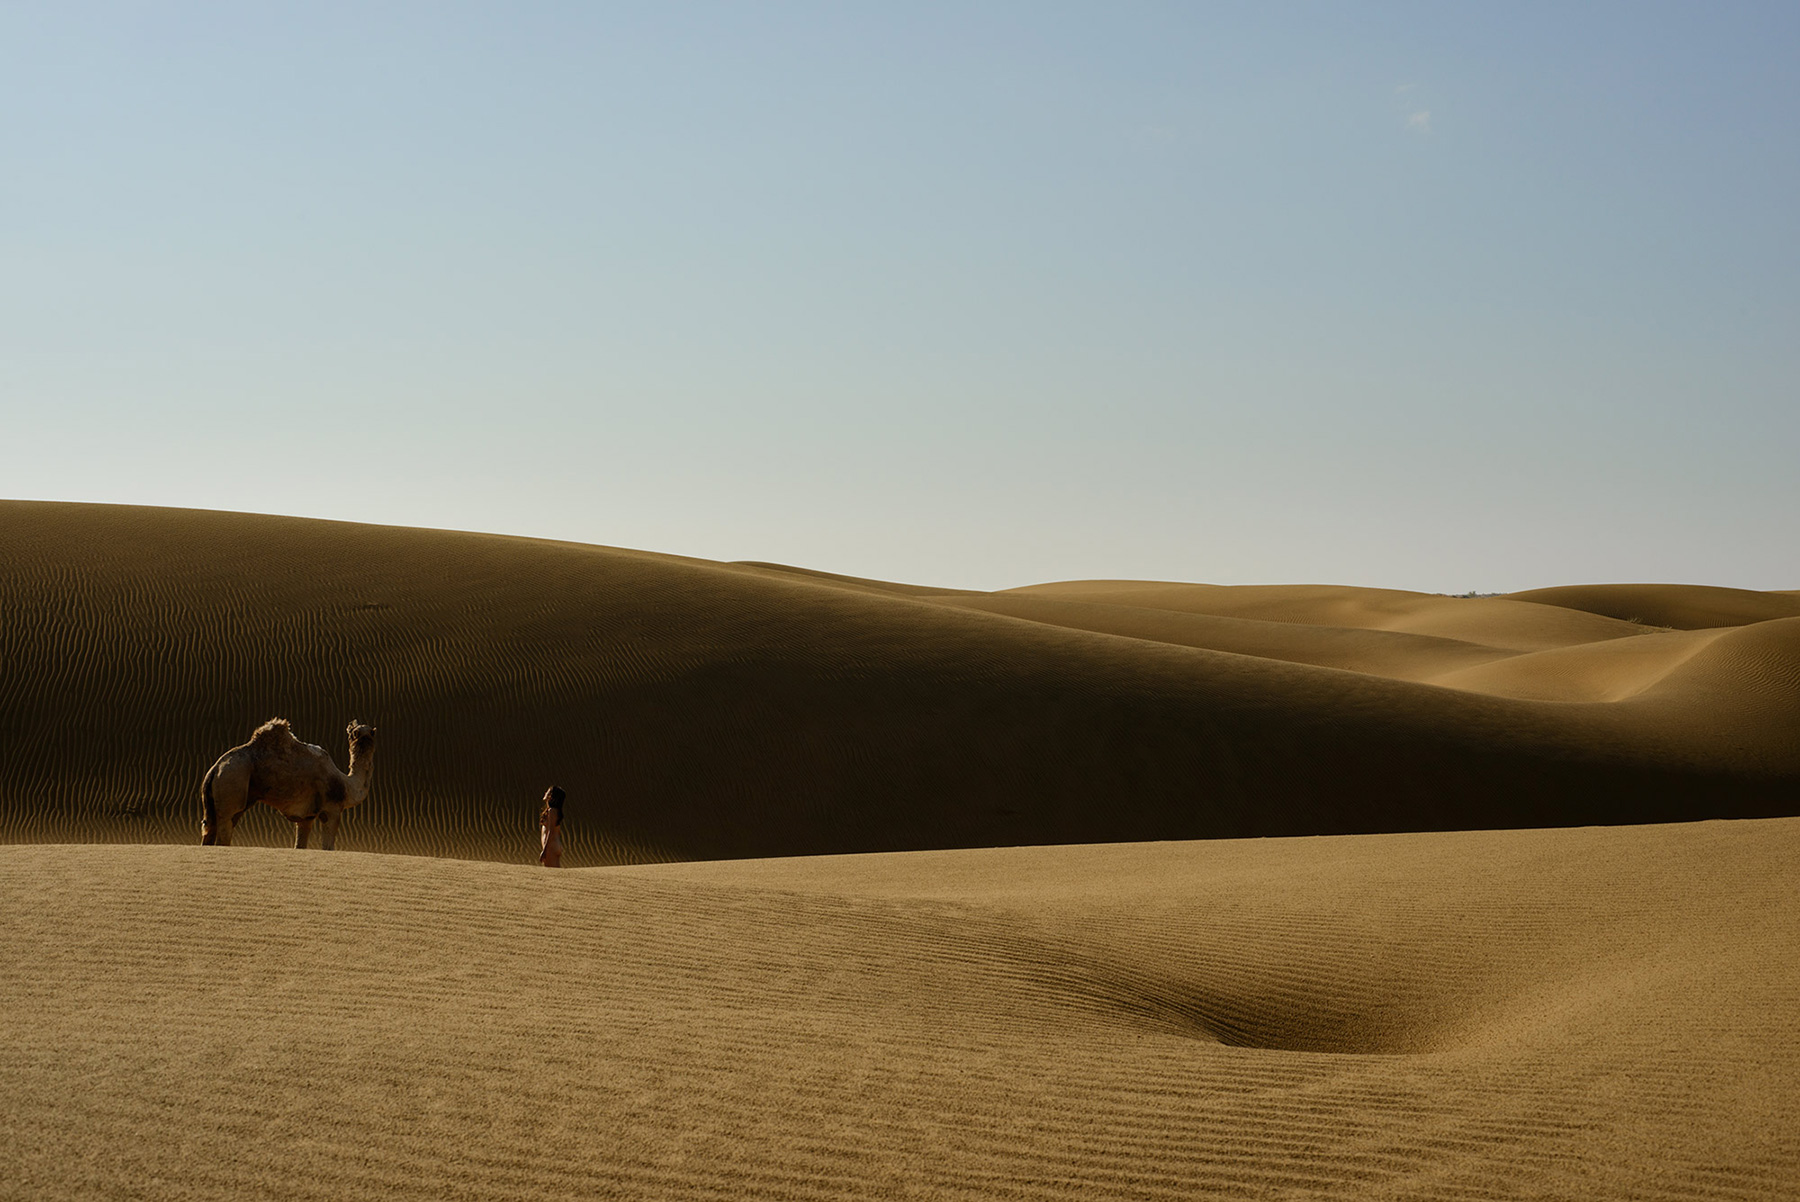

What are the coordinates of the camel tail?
(200, 764, 219, 846)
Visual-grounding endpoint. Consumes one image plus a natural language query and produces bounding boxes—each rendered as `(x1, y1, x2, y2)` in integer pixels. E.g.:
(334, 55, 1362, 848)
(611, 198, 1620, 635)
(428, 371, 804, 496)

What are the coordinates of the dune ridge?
(3, 819, 1795, 1199)
(2, 501, 1797, 864)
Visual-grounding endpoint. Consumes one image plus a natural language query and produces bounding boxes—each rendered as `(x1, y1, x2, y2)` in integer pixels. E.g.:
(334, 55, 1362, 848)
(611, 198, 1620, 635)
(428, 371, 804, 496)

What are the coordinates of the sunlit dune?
(3, 821, 1795, 1199)
(1001, 579, 1653, 651)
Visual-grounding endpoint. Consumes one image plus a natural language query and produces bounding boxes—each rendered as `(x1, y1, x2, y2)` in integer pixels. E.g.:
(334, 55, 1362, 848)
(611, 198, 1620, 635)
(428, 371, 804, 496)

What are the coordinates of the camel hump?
(249, 718, 297, 750)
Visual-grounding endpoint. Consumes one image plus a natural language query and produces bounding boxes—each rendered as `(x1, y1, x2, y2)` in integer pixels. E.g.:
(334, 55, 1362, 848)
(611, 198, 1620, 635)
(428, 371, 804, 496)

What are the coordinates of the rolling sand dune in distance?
(1506, 582, 1800, 630)
(941, 592, 1522, 682)
(998, 579, 1656, 651)
(3, 820, 1796, 1199)
(1, 501, 1797, 862)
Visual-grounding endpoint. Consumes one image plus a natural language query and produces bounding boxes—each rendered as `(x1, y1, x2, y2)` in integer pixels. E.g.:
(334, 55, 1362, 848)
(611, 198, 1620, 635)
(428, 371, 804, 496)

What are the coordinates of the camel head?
(347, 721, 377, 757)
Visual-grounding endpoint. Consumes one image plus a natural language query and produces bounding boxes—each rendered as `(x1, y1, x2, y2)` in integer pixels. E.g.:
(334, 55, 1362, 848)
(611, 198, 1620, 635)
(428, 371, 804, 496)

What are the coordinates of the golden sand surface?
(1, 501, 1796, 862)
(3, 821, 1796, 1200)
(3, 501, 1799, 1198)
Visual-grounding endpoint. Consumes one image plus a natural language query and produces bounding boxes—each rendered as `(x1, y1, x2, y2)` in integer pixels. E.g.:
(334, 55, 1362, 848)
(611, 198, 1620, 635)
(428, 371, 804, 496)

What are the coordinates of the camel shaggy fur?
(200, 718, 377, 849)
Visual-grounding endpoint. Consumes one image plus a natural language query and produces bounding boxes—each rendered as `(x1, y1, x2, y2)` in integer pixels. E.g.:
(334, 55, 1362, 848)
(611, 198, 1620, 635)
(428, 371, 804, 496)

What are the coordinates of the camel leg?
(317, 809, 342, 851)
(203, 760, 251, 848)
(294, 818, 315, 850)
(208, 807, 238, 846)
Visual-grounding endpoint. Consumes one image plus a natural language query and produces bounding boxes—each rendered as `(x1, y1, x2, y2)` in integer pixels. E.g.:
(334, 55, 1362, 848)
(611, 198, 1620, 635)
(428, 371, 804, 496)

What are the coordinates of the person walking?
(539, 786, 565, 868)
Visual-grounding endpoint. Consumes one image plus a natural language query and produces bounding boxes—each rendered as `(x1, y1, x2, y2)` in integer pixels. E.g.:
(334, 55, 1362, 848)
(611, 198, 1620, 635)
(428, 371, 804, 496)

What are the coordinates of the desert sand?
(2, 500, 1797, 1198)
(2, 501, 1796, 861)
(3, 824, 1797, 1199)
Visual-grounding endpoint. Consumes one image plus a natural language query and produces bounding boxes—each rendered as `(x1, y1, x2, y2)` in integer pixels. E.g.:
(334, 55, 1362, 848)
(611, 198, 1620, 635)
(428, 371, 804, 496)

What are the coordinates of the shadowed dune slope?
(1507, 583, 1800, 630)
(1, 501, 1796, 863)
(3, 820, 1796, 1200)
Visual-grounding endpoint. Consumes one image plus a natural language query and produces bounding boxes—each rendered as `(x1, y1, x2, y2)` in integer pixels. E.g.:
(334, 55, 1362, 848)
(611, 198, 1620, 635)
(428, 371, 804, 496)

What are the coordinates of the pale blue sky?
(4, 2, 1796, 590)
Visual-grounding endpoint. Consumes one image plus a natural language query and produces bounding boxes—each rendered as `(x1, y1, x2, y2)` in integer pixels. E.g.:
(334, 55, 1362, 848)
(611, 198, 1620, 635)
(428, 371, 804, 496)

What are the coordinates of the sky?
(3, 1, 1797, 591)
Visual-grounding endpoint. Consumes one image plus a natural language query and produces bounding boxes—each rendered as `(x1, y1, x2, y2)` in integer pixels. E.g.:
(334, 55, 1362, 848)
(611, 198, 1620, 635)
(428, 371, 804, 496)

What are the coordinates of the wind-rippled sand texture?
(3, 501, 1798, 863)
(3, 820, 1796, 1200)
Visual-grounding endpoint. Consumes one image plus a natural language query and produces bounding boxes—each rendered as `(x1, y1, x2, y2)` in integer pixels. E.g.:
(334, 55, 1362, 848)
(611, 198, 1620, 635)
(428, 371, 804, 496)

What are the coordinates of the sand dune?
(943, 592, 1520, 682)
(1002, 579, 1654, 651)
(1427, 624, 1733, 702)
(2, 501, 1797, 862)
(4, 820, 1795, 1199)
(4, 501, 1799, 1198)
(728, 559, 985, 599)
(1507, 582, 1800, 630)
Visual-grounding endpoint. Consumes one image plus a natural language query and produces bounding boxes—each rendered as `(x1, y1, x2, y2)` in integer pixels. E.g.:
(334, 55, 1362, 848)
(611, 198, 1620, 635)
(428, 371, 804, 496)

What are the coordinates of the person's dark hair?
(545, 785, 566, 818)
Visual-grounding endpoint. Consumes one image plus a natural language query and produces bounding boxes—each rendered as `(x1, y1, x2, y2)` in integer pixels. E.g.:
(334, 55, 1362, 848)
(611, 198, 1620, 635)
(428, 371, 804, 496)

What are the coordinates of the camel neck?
(344, 746, 375, 804)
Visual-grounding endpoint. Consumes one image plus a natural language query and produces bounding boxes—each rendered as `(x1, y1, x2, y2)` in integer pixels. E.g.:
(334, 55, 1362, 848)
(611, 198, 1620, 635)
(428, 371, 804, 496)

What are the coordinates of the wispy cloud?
(1394, 84, 1432, 135)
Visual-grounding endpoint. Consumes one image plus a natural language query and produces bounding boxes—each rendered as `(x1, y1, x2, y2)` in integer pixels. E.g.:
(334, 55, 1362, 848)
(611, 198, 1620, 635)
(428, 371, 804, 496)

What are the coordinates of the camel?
(200, 718, 377, 849)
